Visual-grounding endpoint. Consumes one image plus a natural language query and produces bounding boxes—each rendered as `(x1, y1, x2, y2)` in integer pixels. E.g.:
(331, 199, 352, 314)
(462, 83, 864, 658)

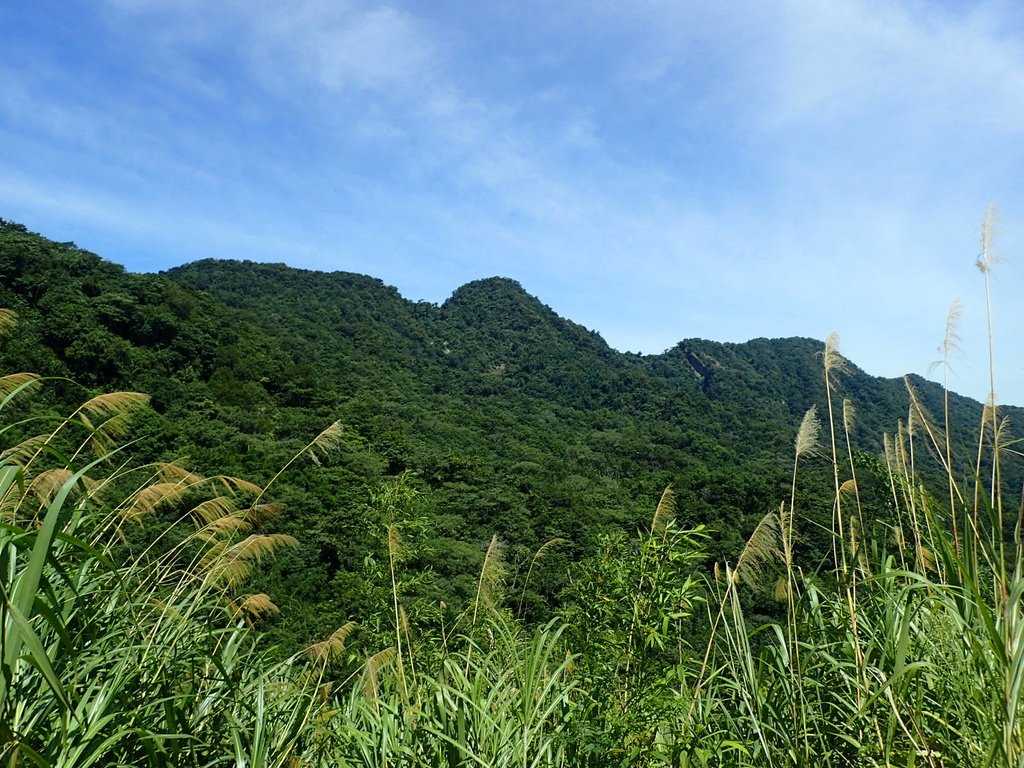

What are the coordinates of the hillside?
(0, 218, 1012, 646)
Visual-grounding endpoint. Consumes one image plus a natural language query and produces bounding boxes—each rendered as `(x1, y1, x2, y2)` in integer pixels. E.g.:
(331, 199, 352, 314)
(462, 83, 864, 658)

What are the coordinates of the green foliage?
(3, 217, 1016, 653)
(560, 516, 707, 766)
(3, 215, 1024, 767)
(0, 384, 314, 766)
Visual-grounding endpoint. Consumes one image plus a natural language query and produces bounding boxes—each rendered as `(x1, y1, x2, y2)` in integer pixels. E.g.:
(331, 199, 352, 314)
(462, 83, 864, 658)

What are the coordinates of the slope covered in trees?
(5, 216, 1024, 767)
(0, 218, 1013, 647)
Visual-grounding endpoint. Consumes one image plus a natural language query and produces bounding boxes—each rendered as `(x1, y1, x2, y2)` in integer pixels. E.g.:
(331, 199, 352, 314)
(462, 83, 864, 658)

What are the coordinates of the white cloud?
(752, 0, 1024, 134)
(5, 0, 1024, 403)
(243, 3, 439, 95)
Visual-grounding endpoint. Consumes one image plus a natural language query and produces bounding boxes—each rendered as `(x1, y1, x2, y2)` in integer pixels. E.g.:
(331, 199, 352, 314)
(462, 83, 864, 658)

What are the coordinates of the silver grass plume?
(28, 468, 97, 507)
(309, 420, 344, 466)
(190, 495, 237, 525)
(213, 475, 261, 495)
(79, 391, 150, 421)
(0, 434, 48, 466)
(795, 406, 821, 459)
(0, 308, 16, 337)
(475, 534, 505, 611)
(940, 300, 964, 360)
(229, 593, 280, 622)
(124, 482, 193, 521)
(977, 203, 1001, 274)
(651, 485, 676, 539)
(157, 461, 203, 485)
(0, 373, 40, 404)
(202, 533, 299, 588)
(363, 647, 398, 702)
(822, 332, 848, 379)
(309, 621, 359, 665)
(735, 507, 783, 590)
(842, 398, 856, 436)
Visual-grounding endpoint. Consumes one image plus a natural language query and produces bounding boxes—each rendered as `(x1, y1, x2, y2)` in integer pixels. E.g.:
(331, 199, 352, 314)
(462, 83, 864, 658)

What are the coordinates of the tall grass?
(0, 366, 315, 766)
(2, 212, 1019, 766)
(692, 212, 1020, 768)
(0, 337, 575, 767)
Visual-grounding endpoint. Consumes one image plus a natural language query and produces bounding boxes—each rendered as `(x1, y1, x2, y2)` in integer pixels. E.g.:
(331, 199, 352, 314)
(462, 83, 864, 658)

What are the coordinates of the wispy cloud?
(753, 1, 1024, 132)
(250, 4, 438, 94)
(1, 0, 1022, 402)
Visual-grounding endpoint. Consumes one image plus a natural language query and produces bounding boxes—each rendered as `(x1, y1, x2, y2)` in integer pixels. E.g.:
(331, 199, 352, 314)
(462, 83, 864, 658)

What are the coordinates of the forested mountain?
(0, 218, 1012, 647)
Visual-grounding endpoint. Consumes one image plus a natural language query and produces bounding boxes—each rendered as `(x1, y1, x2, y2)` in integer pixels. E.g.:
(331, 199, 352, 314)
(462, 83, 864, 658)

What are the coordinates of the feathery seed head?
(0, 434, 48, 467)
(204, 533, 299, 588)
(795, 406, 821, 459)
(772, 576, 790, 603)
(29, 468, 75, 505)
(651, 485, 676, 538)
(309, 621, 359, 664)
(735, 508, 783, 590)
(247, 501, 285, 524)
(198, 514, 251, 537)
(217, 475, 263, 496)
(477, 534, 506, 608)
(942, 300, 964, 357)
(982, 400, 999, 428)
(231, 593, 280, 622)
(191, 495, 237, 525)
(842, 398, 856, 434)
(821, 332, 847, 378)
(157, 461, 203, 484)
(386, 522, 403, 562)
(533, 537, 569, 561)
(0, 372, 40, 403)
(0, 308, 16, 337)
(363, 647, 398, 701)
(310, 420, 344, 466)
(124, 482, 191, 521)
(80, 391, 150, 420)
(977, 203, 1001, 274)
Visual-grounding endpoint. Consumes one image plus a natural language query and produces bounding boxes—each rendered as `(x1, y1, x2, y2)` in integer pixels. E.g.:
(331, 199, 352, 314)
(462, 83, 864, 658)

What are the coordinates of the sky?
(1, 0, 1022, 405)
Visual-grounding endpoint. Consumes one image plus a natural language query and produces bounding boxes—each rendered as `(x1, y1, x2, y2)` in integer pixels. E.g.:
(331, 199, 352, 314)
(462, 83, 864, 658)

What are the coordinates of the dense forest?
(2, 217, 1022, 766)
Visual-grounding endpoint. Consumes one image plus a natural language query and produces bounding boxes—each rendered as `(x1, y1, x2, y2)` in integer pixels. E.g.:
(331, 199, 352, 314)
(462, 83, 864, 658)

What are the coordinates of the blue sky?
(1, 0, 1022, 405)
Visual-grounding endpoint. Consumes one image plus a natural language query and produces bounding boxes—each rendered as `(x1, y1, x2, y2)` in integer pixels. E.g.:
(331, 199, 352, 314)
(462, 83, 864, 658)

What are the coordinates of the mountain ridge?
(1, 218, 1015, 645)
(170, 257, 993, 407)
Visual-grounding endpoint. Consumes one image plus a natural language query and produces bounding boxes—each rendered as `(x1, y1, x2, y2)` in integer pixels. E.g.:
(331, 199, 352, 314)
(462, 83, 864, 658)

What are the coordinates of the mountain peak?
(443, 276, 536, 309)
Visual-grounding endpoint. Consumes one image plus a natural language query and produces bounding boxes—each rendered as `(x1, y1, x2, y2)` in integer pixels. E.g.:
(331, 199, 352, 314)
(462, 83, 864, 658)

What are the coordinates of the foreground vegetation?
(2, 215, 1021, 766)
(6, 217, 1015, 652)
